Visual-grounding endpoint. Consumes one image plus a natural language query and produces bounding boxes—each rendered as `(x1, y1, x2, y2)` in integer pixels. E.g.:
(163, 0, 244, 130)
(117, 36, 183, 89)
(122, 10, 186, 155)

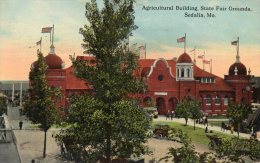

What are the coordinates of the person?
(166, 110, 170, 120)
(170, 110, 174, 120)
(221, 121, 225, 132)
(204, 116, 208, 126)
(205, 126, 208, 133)
(19, 121, 23, 130)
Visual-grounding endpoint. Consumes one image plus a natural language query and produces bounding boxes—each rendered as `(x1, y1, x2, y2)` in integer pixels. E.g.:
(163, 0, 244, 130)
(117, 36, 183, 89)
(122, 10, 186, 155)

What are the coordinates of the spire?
(235, 37, 240, 63)
(49, 24, 55, 54)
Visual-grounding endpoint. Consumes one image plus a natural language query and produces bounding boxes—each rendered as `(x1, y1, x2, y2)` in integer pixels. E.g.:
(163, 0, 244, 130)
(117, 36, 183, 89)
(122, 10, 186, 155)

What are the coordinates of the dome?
(177, 53, 192, 63)
(228, 62, 247, 75)
(44, 54, 63, 69)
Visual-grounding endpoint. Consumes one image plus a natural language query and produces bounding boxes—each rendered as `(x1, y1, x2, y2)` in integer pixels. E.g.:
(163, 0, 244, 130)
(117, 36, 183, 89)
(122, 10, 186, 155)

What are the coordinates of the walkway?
(154, 116, 259, 140)
(7, 106, 65, 163)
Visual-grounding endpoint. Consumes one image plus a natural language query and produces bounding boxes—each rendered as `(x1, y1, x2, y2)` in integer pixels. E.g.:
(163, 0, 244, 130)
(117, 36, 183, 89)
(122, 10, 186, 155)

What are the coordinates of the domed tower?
(176, 52, 194, 81)
(44, 44, 64, 69)
(225, 37, 252, 104)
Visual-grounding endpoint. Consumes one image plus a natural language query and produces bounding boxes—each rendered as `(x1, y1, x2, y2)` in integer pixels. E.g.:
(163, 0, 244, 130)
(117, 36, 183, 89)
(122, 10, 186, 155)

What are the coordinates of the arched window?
(181, 68, 184, 77)
(205, 95, 211, 105)
(224, 95, 228, 105)
(187, 68, 190, 77)
(215, 95, 220, 105)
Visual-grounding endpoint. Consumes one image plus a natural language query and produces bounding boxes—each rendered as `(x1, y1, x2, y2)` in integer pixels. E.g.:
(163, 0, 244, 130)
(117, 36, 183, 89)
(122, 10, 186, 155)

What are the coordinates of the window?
(205, 95, 211, 105)
(181, 68, 184, 77)
(158, 75, 163, 81)
(177, 68, 179, 77)
(215, 95, 220, 105)
(224, 95, 228, 105)
(187, 68, 190, 77)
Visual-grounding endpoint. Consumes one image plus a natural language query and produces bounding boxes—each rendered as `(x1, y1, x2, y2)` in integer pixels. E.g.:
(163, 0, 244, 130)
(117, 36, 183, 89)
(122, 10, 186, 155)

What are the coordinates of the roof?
(228, 62, 247, 75)
(65, 66, 91, 90)
(177, 53, 192, 63)
(68, 56, 233, 92)
(138, 59, 232, 91)
(45, 54, 63, 69)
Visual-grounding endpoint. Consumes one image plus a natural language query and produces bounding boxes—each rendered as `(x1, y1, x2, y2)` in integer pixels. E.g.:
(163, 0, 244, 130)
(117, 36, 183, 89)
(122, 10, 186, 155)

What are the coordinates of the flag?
(190, 48, 195, 52)
(231, 40, 238, 46)
(198, 55, 204, 59)
(41, 27, 52, 33)
(36, 39, 41, 46)
(203, 60, 211, 64)
(177, 36, 185, 43)
(138, 45, 146, 50)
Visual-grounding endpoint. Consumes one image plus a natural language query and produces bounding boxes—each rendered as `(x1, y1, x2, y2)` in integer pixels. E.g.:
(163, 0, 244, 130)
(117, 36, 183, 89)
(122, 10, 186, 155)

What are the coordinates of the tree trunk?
(43, 130, 47, 158)
(194, 119, 196, 130)
(105, 125, 111, 162)
(185, 118, 188, 126)
(237, 123, 240, 139)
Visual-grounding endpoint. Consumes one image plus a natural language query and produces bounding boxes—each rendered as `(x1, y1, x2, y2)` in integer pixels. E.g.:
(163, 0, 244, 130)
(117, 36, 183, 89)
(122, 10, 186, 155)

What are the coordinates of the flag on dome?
(190, 48, 195, 52)
(139, 45, 146, 50)
(36, 39, 41, 46)
(198, 55, 204, 59)
(177, 36, 185, 43)
(203, 60, 210, 64)
(41, 27, 52, 33)
(231, 40, 238, 46)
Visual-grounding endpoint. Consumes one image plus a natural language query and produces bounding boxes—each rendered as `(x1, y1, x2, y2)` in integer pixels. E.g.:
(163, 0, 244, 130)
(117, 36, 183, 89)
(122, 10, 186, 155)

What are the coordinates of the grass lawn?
(207, 115, 228, 119)
(153, 121, 231, 145)
(208, 120, 229, 127)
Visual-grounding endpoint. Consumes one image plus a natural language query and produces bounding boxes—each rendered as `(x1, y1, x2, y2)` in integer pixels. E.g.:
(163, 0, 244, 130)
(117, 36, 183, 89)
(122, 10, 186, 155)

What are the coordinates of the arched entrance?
(156, 97, 166, 115)
(168, 97, 178, 111)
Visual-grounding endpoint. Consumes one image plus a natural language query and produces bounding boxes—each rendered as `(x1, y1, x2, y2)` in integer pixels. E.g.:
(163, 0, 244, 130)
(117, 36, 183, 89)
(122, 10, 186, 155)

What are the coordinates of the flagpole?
(193, 46, 196, 64)
(236, 37, 239, 62)
(203, 52, 205, 71)
(52, 24, 54, 45)
(184, 33, 186, 53)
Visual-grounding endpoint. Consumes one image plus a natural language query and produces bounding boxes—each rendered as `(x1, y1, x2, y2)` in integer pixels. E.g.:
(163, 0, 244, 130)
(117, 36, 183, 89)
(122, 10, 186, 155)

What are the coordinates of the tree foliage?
(175, 97, 202, 128)
(227, 103, 250, 138)
(56, 0, 151, 162)
(215, 137, 260, 162)
(24, 52, 60, 157)
(0, 96, 7, 116)
(161, 128, 215, 163)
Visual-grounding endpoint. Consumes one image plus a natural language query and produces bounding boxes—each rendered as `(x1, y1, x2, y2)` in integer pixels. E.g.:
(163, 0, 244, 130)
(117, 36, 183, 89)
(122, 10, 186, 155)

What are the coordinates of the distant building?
(30, 44, 253, 115)
(0, 81, 28, 106)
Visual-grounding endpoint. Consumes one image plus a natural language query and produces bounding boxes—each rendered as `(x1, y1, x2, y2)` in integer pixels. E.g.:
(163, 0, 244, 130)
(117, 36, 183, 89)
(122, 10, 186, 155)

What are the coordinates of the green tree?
(24, 52, 60, 158)
(161, 128, 215, 163)
(175, 98, 190, 125)
(56, 0, 151, 162)
(0, 95, 7, 116)
(175, 97, 202, 128)
(227, 103, 250, 138)
(189, 99, 202, 130)
(216, 137, 260, 162)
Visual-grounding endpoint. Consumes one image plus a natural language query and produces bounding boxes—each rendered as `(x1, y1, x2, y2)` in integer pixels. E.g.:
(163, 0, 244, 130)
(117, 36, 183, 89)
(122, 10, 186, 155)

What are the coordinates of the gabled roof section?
(193, 65, 233, 91)
(65, 66, 91, 90)
(194, 65, 215, 77)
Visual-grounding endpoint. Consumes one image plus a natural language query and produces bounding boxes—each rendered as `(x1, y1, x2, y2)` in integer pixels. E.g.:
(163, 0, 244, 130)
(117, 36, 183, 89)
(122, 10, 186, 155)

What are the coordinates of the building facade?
(32, 45, 253, 115)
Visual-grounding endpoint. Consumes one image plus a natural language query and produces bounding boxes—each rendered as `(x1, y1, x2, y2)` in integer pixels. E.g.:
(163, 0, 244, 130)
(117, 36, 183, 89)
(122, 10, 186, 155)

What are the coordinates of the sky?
(0, 0, 259, 80)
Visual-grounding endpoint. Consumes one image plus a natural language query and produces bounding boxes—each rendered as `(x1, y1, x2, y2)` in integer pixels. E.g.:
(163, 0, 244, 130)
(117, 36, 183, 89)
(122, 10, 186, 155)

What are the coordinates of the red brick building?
(35, 45, 253, 115)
